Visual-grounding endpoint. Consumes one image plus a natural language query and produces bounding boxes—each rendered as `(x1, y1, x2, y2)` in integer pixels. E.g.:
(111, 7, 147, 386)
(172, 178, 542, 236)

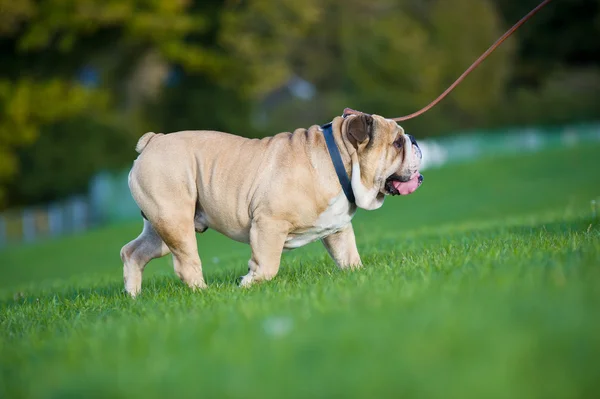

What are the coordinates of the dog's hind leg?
(126, 143, 205, 292)
(121, 219, 170, 297)
(153, 213, 207, 291)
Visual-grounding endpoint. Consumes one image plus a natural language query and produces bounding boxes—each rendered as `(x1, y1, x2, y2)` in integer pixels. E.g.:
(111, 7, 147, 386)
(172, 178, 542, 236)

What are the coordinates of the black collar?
(321, 122, 355, 203)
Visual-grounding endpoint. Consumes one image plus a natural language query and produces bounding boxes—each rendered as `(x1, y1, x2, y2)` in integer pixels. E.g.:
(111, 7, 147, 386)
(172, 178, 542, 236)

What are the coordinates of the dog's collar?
(321, 122, 355, 204)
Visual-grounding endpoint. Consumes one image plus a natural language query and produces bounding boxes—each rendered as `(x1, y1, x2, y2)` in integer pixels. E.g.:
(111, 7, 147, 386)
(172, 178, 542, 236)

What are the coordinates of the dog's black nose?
(418, 174, 424, 183)
(408, 134, 418, 147)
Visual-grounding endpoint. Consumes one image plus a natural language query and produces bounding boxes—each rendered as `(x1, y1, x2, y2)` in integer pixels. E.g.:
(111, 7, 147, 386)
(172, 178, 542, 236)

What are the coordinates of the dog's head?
(337, 113, 423, 209)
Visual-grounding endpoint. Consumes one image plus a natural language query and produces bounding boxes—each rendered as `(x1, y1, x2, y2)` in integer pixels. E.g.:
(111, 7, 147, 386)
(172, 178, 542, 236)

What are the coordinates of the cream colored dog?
(120, 113, 423, 297)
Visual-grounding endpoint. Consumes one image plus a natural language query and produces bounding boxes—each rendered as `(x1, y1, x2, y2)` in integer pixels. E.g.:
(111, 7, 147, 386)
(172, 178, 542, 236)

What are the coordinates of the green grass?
(1, 144, 600, 399)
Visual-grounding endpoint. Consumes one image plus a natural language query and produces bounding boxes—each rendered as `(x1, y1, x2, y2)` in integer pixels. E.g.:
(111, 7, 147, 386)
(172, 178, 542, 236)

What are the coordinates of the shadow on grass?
(1, 281, 126, 310)
(2, 217, 596, 310)
(0, 264, 251, 310)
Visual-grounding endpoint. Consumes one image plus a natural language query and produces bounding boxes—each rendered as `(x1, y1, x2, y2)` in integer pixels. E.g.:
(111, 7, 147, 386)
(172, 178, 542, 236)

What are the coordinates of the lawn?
(1, 143, 599, 398)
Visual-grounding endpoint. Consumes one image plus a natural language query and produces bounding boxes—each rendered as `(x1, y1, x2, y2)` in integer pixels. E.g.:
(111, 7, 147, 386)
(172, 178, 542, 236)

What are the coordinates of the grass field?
(1, 143, 600, 398)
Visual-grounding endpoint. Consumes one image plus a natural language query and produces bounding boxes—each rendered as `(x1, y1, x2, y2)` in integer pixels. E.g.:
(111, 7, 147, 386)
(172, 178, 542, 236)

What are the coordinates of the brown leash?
(343, 0, 552, 122)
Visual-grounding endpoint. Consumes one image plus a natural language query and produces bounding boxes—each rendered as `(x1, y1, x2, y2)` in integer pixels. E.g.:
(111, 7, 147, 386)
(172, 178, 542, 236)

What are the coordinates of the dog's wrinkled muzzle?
(386, 133, 423, 195)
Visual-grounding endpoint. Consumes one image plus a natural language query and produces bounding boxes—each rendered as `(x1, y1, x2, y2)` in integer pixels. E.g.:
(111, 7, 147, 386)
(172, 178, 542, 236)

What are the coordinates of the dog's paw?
(124, 288, 141, 299)
(188, 280, 208, 291)
(239, 272, 256, 288)
(338, 262, 363, 271)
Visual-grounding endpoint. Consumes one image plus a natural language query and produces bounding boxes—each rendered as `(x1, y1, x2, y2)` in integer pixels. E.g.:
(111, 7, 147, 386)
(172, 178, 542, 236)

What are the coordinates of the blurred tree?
(234, 0, 599, 135)
(0, 79, 108, 205)
(0, 0, 222, 208)
(485, 0, 600, 129)
(493, 0, 600, 87)
(224, 0, 513, 135)
(429, 0, 512, 124)
(1, 0, 598, 210)
(8, 116, 133, 205)
(219, 0, 324, 97)
(146, 73, 258, 138)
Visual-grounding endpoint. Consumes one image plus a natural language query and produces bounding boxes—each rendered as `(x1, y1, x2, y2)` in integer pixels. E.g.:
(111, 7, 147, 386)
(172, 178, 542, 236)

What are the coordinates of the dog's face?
(342, 113, 423, 197)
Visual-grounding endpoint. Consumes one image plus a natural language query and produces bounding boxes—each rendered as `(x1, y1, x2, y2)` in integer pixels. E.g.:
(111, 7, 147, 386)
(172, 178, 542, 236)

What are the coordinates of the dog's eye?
(393, 139, 403, 149)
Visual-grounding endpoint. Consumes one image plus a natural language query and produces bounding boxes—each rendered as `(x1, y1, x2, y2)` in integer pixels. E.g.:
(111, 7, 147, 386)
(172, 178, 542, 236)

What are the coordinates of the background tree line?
(1, 0, 598, 210)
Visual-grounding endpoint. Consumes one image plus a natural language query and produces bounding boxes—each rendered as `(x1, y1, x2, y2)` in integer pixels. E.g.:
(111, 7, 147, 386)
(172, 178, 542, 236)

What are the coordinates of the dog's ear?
(343, 108, 361, 118)
(347, 114, 373, 148)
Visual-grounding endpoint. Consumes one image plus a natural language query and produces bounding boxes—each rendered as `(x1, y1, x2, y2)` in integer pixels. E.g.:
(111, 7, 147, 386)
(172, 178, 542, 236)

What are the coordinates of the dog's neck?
(325, 118, 385, 211)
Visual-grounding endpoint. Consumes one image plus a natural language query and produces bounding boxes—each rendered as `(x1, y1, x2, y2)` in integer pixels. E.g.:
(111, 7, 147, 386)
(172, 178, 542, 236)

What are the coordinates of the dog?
(120, 112, 423, 297)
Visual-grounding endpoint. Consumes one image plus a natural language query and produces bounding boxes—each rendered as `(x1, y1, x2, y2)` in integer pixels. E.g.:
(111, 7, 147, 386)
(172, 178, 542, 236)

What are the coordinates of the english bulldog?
(120, 112, 423, 297)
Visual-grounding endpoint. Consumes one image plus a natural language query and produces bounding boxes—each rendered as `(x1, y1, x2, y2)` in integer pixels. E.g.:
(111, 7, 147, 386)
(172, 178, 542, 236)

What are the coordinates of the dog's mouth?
(384, 172, 423, 196)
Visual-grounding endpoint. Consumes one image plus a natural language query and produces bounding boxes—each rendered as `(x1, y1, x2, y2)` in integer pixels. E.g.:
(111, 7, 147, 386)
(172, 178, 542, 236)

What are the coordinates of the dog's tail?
(135, 132, 164, 154)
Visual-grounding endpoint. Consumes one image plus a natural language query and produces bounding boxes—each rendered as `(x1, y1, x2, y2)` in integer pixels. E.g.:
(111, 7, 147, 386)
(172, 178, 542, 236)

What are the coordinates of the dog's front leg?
(321, 224, 362, 269)
(240, 218, 290, 287)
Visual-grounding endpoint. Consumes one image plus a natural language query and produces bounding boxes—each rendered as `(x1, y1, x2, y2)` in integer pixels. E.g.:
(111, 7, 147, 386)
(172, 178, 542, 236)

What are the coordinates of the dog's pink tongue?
(392, 172, 421, 195)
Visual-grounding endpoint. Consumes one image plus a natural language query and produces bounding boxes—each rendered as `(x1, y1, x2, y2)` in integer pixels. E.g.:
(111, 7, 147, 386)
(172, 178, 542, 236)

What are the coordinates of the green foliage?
(8, 116, 135, 206)
(0, 0, 216, 208)
(219, 0, 324, 97)
(145, 74, 259, 138)
(493, 0, 600, 85)
(238, 0, 513, 135)
(488, 68, 600, 127)
(1, 0, 208, 59)
(0, 79, 108, 205)
(430, 0, 512, 119)
(1, 0, 599, 209)
(1, 145, 599, 398)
